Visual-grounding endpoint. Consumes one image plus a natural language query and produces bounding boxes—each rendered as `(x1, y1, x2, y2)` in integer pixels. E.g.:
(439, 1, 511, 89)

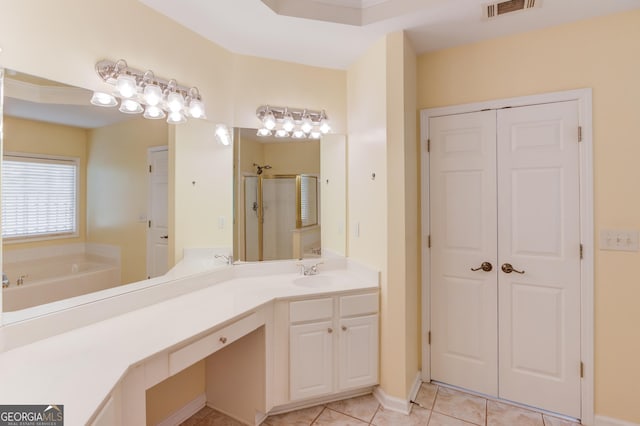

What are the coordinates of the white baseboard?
(595, 415, 640, 426)
(373, 372, 422, 415)
(156, 393, 206, 426)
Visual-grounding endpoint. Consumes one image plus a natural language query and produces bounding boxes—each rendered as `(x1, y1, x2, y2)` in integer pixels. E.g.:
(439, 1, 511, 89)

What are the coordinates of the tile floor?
(180, 382, 582, 426)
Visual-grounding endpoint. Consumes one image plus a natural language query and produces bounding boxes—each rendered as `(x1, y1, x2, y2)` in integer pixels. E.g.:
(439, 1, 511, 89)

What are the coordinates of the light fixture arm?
(255, 105, 328, 123)
(95, 59, 195, 99)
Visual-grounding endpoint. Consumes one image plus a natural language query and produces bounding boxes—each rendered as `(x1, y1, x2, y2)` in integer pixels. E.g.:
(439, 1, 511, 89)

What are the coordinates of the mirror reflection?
(2, 69, 170, 312)
(234, 128, 321, 262)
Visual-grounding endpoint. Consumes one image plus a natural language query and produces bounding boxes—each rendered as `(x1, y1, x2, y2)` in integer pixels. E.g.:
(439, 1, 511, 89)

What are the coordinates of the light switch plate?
(599, 229, 639, 251)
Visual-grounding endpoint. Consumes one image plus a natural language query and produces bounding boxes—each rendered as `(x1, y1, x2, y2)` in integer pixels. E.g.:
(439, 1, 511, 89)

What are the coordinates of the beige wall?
(230, 54, 347, 132)
(347, 33, 420, 400)
(386, 31, 419, 399)
(145, 360, 205, 426)
(263, 141, 320, 176)
(87, 118, 168, 283)
(2, 116, 87, 250)
(417, 10, 640, 423)
(320, 134, 347, 256)
(171, 120, 234, 264)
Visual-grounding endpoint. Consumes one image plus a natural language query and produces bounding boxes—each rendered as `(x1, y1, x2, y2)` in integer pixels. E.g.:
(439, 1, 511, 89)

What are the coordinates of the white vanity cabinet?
(289, 291, 379, 402)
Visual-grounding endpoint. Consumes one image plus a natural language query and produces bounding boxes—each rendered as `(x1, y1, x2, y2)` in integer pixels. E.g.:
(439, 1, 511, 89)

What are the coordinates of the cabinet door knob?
(219, 336, 227, 344)
(327, 328, 333, 334)
(341, 326, 347, 331)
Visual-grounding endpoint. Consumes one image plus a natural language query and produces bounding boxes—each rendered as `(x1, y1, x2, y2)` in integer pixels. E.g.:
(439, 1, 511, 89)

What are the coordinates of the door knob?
(160, 235, 169, 239)
(501, 263, 525, 274)
(471, 262, 493, 272)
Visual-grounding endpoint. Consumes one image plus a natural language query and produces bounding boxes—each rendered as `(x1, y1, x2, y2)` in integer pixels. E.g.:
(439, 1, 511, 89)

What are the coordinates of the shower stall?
(243, 174, 318, 261)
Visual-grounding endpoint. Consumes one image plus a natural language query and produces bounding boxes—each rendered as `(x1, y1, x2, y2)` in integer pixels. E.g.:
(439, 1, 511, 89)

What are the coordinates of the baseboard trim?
(156, 393, 206, 426)
(373, 372, 422, 415)
(595, 415, 640, 426)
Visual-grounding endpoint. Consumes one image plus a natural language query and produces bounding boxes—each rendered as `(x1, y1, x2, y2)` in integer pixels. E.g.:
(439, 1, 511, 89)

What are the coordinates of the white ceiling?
(139, 0, 640, 69)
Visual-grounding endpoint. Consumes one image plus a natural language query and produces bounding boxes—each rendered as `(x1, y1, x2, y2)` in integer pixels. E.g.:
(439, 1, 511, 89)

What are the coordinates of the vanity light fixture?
(91, 59, 207, 124)
(256, 105, 331, 139)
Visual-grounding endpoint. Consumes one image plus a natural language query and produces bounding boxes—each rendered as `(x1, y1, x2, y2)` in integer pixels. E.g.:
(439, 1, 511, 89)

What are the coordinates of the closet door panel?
(429, 110, 498, 396)
(497, 101, 581, 418)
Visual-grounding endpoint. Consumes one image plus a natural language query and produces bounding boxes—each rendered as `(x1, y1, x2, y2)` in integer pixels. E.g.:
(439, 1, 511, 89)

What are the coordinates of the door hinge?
(148, 220, 151, 228)
(149, 164, 152, 173)
(580, 361, 584, 378)
(428, 235, 431, 248)
(578, 126, 582, 142)
(580, 244, 584, 260)
(427, 139, 431, 153)
(428, 331, 431, 345)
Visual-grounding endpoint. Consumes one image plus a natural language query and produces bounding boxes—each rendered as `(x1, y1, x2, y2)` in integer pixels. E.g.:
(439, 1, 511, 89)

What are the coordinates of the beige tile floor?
(180, 383, 582, 426)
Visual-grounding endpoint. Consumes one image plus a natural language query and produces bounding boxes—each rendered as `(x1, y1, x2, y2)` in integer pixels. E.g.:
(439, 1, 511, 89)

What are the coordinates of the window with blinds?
(298, 175, 318, 228)
(2, 154, 79, 240)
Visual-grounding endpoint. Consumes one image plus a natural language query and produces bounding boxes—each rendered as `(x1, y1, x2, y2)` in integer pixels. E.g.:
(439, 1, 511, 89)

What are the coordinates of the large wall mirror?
(1, 69, 171, 315)
(0, 68, 347, 322)
(234, 128, 319, 261)
(233, 128, 346, 262)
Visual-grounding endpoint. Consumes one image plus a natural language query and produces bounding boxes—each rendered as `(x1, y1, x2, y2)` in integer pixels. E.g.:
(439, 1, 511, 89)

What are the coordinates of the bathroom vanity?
(0, 257, 379, 425)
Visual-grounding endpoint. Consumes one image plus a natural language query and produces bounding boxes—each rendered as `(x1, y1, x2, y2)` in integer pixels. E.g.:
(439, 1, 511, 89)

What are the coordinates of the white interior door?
(429, 110, 498, 396)
(147, 147, 169, 278)
(497, 101, 582, 417)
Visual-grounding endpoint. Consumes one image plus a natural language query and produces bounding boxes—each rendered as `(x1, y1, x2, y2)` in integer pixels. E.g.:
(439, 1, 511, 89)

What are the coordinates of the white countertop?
(0, 257, 378, 424)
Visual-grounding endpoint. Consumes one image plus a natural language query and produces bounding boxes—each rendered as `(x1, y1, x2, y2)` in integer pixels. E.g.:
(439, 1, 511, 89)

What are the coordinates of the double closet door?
(429, 101, 582, 418)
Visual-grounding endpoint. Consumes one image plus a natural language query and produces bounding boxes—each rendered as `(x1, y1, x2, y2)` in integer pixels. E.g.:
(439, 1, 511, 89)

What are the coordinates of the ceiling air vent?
(485, 0, 540, 19)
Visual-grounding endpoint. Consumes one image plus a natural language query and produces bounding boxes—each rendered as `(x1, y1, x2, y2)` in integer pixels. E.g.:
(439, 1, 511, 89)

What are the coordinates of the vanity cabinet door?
(290, 320, 334, 400)
(338, 314, 379, 391)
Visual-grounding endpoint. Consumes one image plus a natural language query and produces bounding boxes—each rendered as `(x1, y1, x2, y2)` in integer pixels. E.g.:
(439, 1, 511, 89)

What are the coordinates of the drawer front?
(169, 312, 261, 375)
(290, 298, 333, 323)
(340, 292, 378, 317)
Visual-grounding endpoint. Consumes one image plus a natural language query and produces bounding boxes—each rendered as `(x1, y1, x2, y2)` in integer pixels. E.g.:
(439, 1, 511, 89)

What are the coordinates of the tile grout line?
(368, 404, 382, 425)
(308, 406, 326, 425)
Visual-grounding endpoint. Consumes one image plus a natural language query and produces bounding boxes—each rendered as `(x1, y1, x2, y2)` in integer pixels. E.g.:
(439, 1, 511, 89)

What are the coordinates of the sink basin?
(293, 275, 333, 287)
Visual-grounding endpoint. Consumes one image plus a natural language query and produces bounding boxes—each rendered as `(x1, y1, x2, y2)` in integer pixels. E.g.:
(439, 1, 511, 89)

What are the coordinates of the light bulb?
(119, 99, 143, 114)
(143, 84, 162, 106)
(292, 129, 305, 139)
(263, 110, 276, 130)
(188, 98, 206, 119)
(167, 110, 186, 124)
(301, 116, 313, 134)
(310, 129, 322, 139)
(257, 128, 272, 137)
(90, 92, 117, 107)
(282, 111, 295, 132)
(166, 91, 185, 113)
(143, 105, 166, 119)
(116, 74, 138, 98)
(275, 129, 289, 138)
(319, 117, 331, 134)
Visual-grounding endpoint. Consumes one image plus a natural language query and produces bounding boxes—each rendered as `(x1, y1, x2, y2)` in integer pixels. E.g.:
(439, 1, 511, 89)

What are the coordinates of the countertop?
(0, 257, 379, 424)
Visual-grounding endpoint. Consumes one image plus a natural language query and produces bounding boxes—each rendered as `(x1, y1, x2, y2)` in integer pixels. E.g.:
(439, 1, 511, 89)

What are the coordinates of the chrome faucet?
(215, 254, 234, 265)
(297, 262, 323, 276)
(17, 274, 28, 286)
(2, 273, 9, 289)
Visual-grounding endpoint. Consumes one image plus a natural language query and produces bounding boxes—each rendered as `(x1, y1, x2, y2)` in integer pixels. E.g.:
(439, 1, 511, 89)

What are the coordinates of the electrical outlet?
(599, 230, 639, 252)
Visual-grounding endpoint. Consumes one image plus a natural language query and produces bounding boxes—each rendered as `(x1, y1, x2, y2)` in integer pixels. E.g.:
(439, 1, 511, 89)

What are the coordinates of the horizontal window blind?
(2, 155, 78, 239)
(300, 176, 310, 225)
(299, 175, 317, 228)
